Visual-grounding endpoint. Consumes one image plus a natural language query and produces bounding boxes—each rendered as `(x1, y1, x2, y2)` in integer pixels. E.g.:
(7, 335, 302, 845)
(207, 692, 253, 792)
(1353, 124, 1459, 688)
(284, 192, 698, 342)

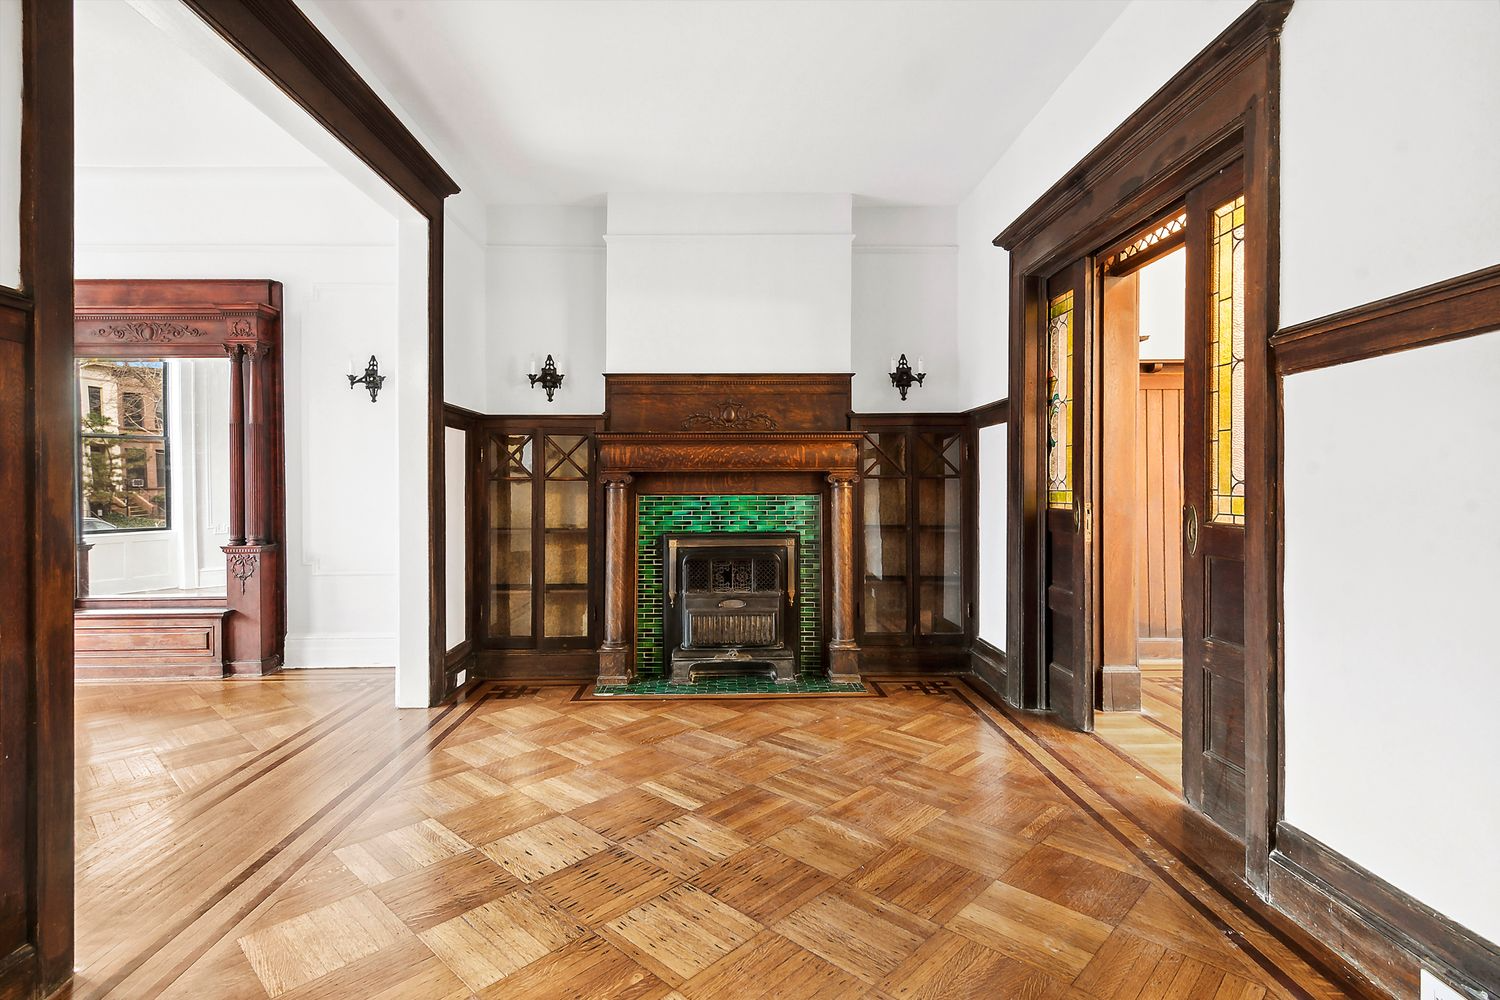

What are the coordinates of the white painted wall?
(977, 422, 1007, 648)
(76, 166, 404, 671)
(1280, 0, 1500, 327)
(443, 199, 489, 414)
(1283, 332, 1500, 944)
(487, 206, 606, 414)
(851, 207, 959, 413)
(1277, 0, 1500, 952)
(605, 194, 853, 374)
(0, 0, 18, 288)
(393, 214, 432, 707)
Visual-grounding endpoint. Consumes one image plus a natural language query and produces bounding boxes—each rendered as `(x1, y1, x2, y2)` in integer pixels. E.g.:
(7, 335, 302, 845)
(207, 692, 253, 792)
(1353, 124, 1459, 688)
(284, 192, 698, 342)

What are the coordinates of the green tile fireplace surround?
(634, 494, 824, 682)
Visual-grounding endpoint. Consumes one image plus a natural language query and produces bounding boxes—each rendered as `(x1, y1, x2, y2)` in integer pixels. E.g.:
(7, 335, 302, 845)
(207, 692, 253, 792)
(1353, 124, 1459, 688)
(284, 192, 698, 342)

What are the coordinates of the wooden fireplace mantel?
(594, 429, 863, 689)
(596, 431, 863, 475)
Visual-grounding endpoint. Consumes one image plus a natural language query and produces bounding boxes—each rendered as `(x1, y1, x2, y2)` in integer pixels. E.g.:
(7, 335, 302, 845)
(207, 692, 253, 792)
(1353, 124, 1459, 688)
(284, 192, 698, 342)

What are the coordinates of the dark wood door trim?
(3, 2, 77, 995)
(1272, 262, 1500, 375)
(178, 0, 461, 705)
(996, 0, 1290, 890)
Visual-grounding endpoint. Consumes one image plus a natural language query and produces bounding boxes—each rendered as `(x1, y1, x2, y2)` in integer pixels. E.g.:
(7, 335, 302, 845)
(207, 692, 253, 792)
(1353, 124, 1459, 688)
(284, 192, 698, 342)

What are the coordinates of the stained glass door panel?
(1043, 258, 1092, 732)
(1181, 167, 1249, 836)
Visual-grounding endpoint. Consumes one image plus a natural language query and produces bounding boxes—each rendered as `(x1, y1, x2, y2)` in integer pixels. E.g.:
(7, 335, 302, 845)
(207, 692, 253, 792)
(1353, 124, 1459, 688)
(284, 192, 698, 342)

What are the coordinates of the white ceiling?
(305, 0, 1128, 206)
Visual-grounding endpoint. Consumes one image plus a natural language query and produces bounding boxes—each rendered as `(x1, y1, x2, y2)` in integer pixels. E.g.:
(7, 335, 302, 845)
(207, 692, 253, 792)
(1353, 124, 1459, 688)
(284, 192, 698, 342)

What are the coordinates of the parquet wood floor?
(1093, 661, 1184, 794)
(68, 671, 1384, 999)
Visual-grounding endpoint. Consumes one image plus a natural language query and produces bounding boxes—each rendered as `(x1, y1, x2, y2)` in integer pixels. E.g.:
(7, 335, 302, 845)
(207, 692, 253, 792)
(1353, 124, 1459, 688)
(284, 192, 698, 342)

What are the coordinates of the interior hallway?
(1093, 661, 1185, 794)
(73, 672, 1378, 999)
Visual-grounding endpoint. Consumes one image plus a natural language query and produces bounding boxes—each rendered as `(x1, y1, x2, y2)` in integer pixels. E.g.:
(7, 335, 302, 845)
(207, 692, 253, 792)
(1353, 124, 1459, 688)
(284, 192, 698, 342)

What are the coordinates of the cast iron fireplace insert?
(662, 532, 798, 684)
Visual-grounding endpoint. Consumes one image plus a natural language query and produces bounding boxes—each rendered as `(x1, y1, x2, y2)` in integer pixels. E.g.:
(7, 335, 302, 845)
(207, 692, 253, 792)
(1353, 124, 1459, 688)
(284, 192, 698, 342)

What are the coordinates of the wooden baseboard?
(1100, 663, 1141, 711)
(474, 648, 600, 680)
(1271, 821, 1499, 999)
(967, 638, 1007, 702)
(857, 646, 969, 674)
(442, 642, 476, 702)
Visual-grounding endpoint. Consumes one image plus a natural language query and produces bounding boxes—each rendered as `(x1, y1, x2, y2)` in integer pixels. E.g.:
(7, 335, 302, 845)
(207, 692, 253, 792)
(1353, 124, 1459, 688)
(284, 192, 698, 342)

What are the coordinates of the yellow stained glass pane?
(1208, 195, 1246, 525)
(1047, 290, 1074, 509)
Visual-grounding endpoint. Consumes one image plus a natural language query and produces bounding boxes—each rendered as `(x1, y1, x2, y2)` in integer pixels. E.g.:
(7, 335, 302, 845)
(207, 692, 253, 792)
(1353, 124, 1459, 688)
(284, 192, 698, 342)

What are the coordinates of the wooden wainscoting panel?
(74, 608, 228, 679)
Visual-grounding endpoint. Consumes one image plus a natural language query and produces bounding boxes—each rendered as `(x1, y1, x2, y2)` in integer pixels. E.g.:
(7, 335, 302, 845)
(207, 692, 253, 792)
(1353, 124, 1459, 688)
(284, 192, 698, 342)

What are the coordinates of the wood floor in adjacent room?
(71, 671, 1380, 999)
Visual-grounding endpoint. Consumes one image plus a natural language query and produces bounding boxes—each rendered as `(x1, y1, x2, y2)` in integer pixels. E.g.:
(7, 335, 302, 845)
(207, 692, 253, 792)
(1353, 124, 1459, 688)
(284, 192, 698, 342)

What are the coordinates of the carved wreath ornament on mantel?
(679, 401, 778, 431)
(90, 321, 208, 343)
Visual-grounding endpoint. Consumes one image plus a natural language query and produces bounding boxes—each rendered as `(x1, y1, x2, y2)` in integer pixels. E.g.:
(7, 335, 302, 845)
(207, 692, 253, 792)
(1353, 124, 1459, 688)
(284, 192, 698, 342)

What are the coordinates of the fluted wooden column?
(243, 343, 271, 545)
(597, 472, 635, 686)
(826, 472, 861, 684)
(224, 343, 246, 545)
(222, 324, 279, 675)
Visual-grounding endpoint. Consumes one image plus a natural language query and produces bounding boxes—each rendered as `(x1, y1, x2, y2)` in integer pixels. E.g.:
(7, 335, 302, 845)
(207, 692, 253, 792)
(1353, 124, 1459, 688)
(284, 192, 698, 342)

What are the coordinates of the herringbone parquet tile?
(71, 672, 1382, 999)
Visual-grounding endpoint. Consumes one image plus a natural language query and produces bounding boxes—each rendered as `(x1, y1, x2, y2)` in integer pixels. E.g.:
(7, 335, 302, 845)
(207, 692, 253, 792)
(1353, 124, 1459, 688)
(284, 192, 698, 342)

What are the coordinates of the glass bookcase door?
(487, 433, 534, 641)
(859, 432, 910, 639)
(915, 431, 964, 637)
(542, 434, 591, 643)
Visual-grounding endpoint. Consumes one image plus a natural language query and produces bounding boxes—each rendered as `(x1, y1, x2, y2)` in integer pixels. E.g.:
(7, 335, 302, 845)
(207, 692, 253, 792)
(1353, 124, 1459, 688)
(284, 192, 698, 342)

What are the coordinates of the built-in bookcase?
(852, 417, 972, 658)
(479, 416, 603, 650)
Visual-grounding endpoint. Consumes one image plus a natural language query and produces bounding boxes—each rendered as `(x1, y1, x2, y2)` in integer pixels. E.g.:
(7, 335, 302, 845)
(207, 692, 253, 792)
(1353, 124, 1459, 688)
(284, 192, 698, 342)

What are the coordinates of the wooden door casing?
(1182, 165, 1249, 836)
(1043, 258, 1094, 732)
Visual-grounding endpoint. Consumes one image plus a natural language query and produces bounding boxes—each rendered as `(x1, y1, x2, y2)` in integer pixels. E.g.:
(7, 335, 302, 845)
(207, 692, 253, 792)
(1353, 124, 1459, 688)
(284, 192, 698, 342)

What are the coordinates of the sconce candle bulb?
(528, 353, 565, 402)
(888, 353, 926, 402)
(347, 354, 386, 403)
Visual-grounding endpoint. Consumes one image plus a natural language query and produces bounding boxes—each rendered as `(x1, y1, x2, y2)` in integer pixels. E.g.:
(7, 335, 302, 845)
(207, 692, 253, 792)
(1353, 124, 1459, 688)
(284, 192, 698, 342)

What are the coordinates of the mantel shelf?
(597, 432, 864, 476)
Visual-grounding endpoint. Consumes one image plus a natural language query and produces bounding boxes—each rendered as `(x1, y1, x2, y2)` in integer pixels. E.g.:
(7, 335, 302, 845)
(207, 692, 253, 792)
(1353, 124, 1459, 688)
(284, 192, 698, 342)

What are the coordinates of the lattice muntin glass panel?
(1047, 290, 1074, 508)
(1105, 210, 1187, 272)
(1208, 195, 1246, 525)
(488, 434, 534, 639)
(543, 434, 591, 639)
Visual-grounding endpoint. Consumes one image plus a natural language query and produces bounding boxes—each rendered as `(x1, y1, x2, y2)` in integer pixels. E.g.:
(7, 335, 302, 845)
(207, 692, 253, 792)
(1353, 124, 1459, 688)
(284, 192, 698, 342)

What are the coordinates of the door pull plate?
(1185, 504, 1200, 556)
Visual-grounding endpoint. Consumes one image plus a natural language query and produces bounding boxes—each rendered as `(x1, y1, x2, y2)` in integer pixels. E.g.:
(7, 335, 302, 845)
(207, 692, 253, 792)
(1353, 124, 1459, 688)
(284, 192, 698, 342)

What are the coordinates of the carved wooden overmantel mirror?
(72, 279, 285, 677)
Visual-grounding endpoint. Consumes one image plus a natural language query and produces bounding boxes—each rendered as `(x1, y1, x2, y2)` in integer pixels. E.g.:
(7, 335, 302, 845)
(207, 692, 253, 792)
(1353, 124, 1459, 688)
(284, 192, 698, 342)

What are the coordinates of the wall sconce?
(347, 355, 385, 403)
(528, 354, 565, 402)
(889, 354, 926, 401)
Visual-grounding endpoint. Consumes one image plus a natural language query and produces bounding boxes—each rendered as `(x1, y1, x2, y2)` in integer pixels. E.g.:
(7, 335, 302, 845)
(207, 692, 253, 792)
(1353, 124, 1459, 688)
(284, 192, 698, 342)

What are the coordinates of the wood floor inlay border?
(79, 687, 490, 999)
(961, 684, 1380, 999)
